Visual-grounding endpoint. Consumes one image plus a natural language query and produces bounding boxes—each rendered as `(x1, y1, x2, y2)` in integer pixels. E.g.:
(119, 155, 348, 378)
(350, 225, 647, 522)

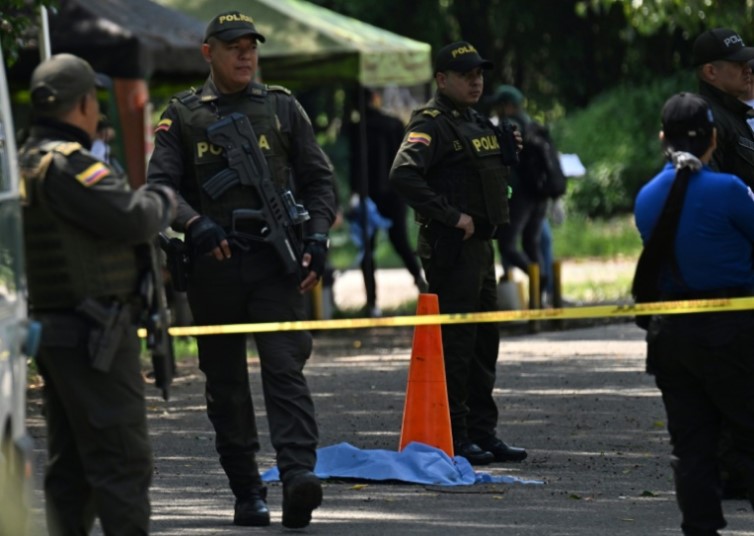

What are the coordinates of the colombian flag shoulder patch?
(75, 162, 110, 187)
(407, 132, 432, 146)
(154, 118, 172, 134)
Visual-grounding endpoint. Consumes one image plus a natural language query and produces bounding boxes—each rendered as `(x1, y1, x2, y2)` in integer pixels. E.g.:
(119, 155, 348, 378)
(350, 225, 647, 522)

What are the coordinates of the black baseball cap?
(661, 92, 715, 141)
(692, 28, 754, 66)
(204, 11, 266, 43)
(30, 53, 107, 115)
(434, 41, 493, 74)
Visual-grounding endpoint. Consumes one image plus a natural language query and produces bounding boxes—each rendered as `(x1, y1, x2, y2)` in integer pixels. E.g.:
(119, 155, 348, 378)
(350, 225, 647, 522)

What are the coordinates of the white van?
(0, 40, 39, 535)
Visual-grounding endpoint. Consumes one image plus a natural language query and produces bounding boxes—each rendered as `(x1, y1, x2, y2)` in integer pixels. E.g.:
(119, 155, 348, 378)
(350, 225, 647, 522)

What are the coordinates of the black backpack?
(517, 121, 567, 199)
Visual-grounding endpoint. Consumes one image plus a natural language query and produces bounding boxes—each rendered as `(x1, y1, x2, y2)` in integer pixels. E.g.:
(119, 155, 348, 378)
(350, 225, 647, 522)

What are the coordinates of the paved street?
(25, 321, 754, 535)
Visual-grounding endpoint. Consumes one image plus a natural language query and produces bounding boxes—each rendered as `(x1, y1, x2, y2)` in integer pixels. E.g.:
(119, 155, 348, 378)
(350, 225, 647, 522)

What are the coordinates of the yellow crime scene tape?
(137, 296, 754, 338)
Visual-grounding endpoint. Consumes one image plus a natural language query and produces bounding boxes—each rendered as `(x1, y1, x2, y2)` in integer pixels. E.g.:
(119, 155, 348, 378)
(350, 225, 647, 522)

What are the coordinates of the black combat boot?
(454, 441, 495, 465)
(233, 487, 270, 527)
(282, 470, 323, 529)
(477, 437, 528, 463)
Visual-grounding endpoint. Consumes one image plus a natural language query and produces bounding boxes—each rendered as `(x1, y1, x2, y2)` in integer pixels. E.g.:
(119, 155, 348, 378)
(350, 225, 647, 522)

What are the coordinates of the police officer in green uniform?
(390, 41, 527, 466)
(18, 53, 176, 536)
(146, 10, 336, 529)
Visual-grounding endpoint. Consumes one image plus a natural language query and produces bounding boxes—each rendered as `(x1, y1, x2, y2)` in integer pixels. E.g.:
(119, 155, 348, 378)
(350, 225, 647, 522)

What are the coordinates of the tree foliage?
(310, 0, 754, 113)
(0, 0, 58, 66)
(579, 0, 754, 36)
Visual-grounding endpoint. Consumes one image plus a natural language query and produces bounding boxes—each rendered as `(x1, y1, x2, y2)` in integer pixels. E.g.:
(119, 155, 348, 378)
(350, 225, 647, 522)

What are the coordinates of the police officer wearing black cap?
(19, 53, 176, 535)
(633, 92, 754, 536)
(693, 28, 754, 186)
(147, 10, 336, 529)
(692, 28, 754, 502)
(390, 41, 527, 466)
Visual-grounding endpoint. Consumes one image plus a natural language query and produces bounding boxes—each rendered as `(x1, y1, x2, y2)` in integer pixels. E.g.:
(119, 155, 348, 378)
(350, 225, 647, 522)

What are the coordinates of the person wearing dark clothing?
(390, 41, 527, 466)
(692, 27, 754, 502)
(493, 85, 565, 302)
(492, 86, 546, 287)
(349, 88, 427, 316)
(19, 53, 176, 536)
(146, 11, 336, 529)
(693, 28, 754, 187)
(633, 92, 754, 536)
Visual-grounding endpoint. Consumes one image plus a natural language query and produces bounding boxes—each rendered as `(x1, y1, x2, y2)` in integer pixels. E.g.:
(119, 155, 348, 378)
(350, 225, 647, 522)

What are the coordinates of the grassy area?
(329, 211, 640, 307)
(562, 273, 633, 303)
(330, 211, 642, 267)
(552, 213, 642, 260)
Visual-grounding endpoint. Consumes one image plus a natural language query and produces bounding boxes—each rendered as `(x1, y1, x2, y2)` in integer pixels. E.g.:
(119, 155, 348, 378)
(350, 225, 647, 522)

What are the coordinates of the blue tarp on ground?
(262, 442, 545, 486)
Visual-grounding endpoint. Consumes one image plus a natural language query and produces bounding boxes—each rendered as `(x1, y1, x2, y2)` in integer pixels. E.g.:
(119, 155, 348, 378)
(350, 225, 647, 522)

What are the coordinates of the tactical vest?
(20, 142, 140, 309)
(418, 106, 510, 225)
(171, 84, 292, 227)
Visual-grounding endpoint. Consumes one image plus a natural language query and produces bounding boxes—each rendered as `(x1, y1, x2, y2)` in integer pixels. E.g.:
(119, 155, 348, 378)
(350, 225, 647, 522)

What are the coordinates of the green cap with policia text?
(434, 41, 493, 74)
(30, 53, 107, 115)
(204, 10, 266, 43)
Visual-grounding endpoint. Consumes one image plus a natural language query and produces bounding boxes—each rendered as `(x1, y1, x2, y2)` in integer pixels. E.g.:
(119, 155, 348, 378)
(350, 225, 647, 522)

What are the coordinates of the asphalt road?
(25, 322, 754, 535)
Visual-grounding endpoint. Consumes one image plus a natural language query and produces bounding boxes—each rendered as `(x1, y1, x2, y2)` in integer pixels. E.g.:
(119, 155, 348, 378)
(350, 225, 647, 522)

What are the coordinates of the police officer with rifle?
(19, 53, 176, 535)
(390, 41, 527, 466)
(147, 10, 336, 530)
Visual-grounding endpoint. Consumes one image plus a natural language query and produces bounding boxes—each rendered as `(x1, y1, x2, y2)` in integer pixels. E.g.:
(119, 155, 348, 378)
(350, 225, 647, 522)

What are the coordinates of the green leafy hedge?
(552, 72, 696, 217)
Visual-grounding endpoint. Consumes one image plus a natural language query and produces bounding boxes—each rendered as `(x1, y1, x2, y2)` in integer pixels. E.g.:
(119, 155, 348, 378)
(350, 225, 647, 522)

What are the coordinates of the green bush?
(553, 72, 696, 217)
(552, 213, 642, 259)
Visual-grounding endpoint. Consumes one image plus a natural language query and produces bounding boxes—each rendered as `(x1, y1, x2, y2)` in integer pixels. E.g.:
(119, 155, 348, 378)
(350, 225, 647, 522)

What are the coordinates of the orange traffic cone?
(398, 293, 454, 457)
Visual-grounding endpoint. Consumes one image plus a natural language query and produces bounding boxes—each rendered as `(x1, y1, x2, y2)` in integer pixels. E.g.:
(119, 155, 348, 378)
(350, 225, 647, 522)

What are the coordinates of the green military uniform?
(20, 118, 173, 536)
(147, 77, 335, 503)
(390, 91, 511, 448)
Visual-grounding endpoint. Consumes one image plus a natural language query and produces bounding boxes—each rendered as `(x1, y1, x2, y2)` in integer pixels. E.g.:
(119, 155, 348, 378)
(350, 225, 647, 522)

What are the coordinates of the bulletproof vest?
(421, 106, 510, 225)
(20, 142, 140, 309)
(172, 84, 292, 227)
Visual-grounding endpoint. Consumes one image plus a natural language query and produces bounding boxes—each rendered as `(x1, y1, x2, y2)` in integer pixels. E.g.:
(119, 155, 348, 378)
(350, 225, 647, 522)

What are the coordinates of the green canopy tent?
(156, 0, 432, 87)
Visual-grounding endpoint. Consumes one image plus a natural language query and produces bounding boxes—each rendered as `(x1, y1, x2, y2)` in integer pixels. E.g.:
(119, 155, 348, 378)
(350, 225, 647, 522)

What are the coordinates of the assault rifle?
(140, 240, 175, 401)
(205, 113, 310, 281)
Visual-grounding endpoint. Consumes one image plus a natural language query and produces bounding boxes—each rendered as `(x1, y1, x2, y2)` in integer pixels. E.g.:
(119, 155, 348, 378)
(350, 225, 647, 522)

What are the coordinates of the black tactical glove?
(186, 216, 227, 259)
(303, 233, 329, 278)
